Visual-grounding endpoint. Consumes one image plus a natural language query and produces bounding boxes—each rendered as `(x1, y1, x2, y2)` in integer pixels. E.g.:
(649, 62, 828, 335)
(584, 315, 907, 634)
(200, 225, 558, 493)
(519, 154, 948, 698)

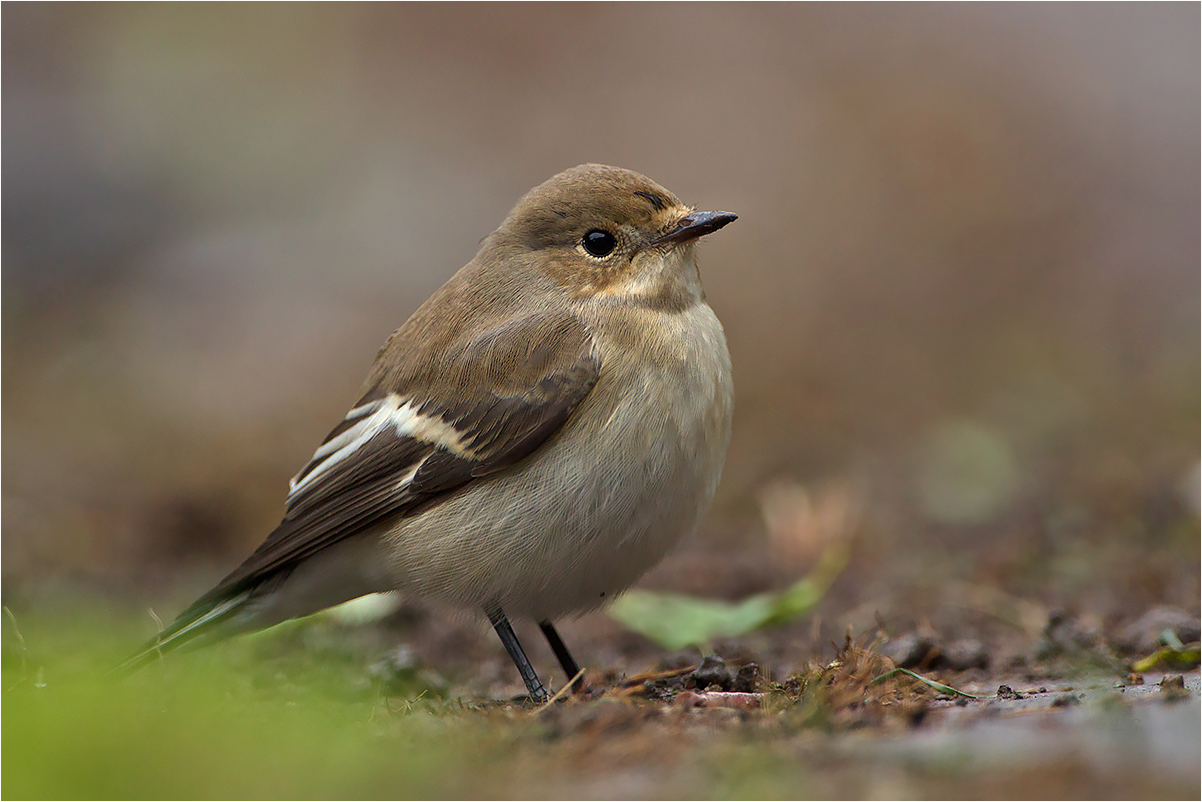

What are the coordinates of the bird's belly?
(383, 310, 732, 619)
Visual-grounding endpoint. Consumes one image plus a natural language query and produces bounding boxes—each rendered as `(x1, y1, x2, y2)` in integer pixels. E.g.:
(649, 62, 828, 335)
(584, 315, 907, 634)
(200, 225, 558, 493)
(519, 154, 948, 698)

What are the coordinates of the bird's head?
(488, 164, 737, 312)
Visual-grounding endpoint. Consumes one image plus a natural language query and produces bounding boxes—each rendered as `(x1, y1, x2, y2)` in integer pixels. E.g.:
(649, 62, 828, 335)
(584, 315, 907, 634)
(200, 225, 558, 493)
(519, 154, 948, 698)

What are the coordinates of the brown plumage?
(121, 164, 737, 703)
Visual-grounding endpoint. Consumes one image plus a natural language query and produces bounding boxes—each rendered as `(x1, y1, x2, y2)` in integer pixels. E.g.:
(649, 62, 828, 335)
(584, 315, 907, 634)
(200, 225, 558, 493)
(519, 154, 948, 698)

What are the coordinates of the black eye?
(582, 229, 617, 257)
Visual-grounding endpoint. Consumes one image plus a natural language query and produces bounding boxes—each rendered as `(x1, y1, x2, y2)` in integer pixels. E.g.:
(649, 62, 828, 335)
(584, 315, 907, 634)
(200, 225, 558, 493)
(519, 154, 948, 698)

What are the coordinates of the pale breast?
(381, 300, 733, 618)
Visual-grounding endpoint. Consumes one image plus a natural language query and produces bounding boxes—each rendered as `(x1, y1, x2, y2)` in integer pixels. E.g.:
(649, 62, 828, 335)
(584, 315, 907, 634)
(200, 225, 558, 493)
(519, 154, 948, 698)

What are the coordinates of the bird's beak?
(652, 210, 738, 246)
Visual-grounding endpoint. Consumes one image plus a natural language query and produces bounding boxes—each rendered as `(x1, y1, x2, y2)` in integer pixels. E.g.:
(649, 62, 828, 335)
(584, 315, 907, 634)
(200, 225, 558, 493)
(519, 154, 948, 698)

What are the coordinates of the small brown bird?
(122, 164, 737, 703)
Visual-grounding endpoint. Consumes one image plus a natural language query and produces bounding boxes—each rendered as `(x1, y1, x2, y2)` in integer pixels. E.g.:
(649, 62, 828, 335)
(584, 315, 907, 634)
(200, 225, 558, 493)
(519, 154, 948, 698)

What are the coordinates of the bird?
(120, 164, 737, 704)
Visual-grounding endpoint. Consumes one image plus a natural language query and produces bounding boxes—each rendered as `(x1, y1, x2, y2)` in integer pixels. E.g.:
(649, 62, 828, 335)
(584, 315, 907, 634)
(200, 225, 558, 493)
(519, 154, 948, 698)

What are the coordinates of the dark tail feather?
(114, 588, 255, 675)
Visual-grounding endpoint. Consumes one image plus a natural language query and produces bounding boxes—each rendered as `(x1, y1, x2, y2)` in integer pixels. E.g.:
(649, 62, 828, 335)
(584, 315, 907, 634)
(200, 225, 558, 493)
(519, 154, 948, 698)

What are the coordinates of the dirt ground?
(5, 465, 1198, 798)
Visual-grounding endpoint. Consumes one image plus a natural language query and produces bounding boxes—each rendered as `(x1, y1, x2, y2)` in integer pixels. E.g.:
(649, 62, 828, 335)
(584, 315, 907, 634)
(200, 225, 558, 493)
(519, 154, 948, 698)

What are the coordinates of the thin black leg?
(487, 606, 548, 705)
(539, 620, 584, 693)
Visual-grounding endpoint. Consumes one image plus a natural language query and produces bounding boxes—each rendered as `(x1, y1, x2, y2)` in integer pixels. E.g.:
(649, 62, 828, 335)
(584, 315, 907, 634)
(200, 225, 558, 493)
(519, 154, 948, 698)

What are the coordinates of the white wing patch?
(288, 394, 473, 502)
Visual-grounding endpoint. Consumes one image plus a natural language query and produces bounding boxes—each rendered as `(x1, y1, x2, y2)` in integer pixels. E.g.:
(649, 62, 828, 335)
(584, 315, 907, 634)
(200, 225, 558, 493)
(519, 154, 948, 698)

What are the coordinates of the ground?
(4, 519, 1198, 799)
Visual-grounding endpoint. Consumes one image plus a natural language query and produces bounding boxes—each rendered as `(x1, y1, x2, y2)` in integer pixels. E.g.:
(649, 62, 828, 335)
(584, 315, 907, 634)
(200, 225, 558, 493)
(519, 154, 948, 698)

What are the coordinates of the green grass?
(2, 607, 498, 799)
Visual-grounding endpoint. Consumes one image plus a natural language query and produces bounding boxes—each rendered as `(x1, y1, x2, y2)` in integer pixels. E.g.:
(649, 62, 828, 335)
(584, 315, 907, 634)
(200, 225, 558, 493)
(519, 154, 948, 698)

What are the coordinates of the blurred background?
(3, 4, 1198, 651)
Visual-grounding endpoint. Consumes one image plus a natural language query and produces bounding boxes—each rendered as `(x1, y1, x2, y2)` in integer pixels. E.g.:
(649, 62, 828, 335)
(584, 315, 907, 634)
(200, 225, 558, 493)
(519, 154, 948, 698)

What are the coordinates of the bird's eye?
(582, 229, 617, 258)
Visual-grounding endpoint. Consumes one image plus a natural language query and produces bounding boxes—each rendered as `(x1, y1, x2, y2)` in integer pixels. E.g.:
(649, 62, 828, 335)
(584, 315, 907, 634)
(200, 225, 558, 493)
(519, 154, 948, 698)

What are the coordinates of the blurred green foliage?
(608, 543, 848, 650)
(2, 610, 489, 799)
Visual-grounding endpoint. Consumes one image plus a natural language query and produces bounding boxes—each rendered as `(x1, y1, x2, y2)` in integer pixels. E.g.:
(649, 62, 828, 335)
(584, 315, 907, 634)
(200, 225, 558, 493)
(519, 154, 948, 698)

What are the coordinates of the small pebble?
(1159, 674, 1190, 703)
(689, 655, 733, 691)
(732, 663, 760, 693)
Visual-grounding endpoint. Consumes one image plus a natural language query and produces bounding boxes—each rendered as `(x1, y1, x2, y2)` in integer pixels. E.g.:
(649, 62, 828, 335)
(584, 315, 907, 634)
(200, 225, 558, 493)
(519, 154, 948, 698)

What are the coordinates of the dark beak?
(652, 210, 738, 246)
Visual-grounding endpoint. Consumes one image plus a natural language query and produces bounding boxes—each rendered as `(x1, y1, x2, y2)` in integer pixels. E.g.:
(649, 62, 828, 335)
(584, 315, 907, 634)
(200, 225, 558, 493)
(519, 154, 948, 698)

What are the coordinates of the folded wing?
(120, 311, 600, 669)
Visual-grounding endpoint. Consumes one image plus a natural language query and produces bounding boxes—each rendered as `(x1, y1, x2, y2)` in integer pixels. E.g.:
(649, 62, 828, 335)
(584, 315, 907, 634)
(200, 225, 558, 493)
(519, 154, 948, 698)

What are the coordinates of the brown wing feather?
(197, 311, 600, 602)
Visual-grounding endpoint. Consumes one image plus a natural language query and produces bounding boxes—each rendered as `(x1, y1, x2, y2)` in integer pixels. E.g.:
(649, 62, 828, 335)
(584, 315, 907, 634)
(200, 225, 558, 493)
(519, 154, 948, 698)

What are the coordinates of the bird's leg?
(486, 606, 548, 705)
(538, 620, 584, 693)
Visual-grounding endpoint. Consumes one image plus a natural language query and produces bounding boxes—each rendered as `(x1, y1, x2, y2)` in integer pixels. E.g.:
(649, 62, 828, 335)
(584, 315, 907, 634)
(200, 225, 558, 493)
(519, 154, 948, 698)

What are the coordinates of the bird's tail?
(114, 587, 256, 675)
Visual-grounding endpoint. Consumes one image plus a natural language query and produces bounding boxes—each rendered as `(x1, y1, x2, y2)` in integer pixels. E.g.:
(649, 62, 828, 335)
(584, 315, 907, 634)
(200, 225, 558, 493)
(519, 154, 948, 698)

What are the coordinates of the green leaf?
(608, 543, 848, 650)
(871, 667, 980, 699)
(1132, 646, 1201, 673)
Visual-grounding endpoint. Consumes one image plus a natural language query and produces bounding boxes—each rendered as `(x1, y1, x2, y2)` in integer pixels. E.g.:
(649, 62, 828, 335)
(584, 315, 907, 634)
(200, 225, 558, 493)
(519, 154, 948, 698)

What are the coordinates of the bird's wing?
(117, 310, 601, 665)
(222, 309, 600, 594)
